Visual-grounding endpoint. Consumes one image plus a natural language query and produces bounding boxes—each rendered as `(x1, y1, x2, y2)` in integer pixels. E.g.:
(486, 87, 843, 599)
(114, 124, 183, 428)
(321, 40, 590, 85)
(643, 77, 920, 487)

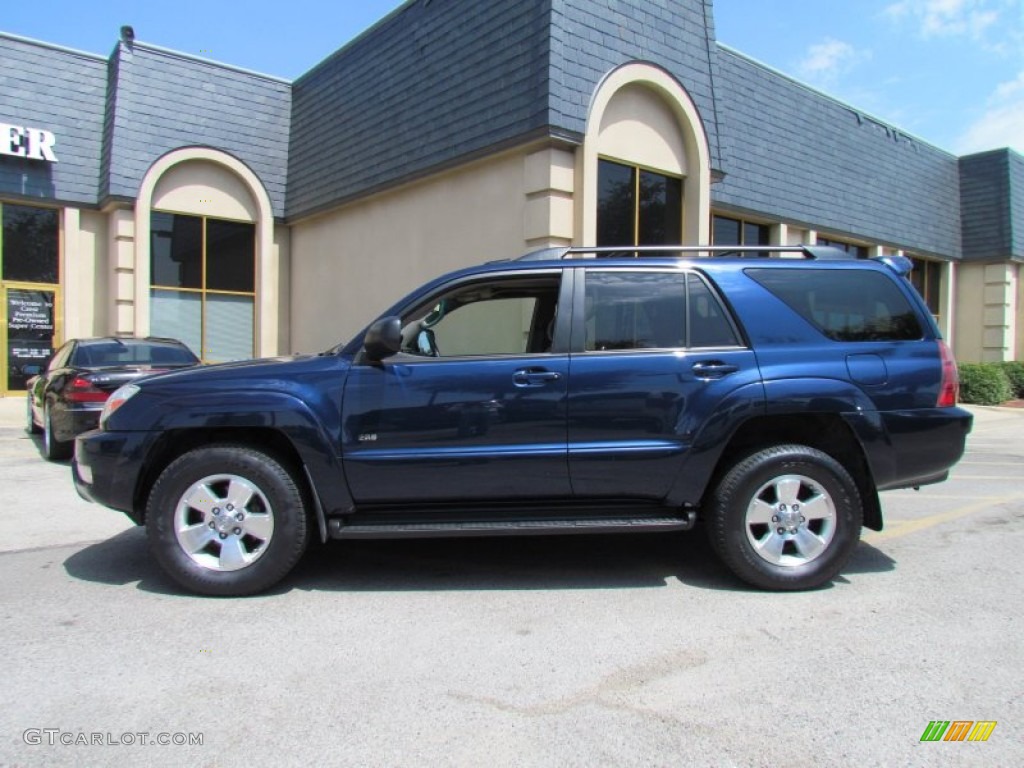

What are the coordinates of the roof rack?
(517, 245, 853, 261)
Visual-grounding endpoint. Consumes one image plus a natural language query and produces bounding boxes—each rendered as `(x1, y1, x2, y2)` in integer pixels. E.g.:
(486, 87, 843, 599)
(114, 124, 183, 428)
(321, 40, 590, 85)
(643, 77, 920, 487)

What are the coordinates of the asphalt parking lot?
(0, 397, 1020, 767)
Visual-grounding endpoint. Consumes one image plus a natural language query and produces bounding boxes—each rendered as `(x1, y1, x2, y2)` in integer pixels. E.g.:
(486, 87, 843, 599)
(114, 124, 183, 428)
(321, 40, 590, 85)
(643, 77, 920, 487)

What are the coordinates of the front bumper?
(73, 429, 150, 524)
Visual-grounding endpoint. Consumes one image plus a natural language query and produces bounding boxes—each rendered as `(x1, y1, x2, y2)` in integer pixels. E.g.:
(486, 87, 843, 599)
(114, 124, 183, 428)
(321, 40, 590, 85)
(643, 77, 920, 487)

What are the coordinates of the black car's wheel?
(26, 395, 42, 435)
(707, 444, 862, 591)
(43, 403, 72, 461)
(146, 445, 310, 596)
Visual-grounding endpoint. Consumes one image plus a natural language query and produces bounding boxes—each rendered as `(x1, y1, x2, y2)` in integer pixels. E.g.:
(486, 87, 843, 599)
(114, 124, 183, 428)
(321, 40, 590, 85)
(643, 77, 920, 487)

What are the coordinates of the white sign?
(0, 122, 58, 162)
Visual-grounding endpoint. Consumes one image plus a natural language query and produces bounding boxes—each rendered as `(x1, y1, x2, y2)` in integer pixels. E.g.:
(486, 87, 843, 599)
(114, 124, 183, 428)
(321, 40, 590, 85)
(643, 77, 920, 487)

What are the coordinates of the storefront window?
(597, 159, 682, 246)
(2, 203, 59, 284)
(2, 202, 60, 392)
(817, 236, 869, 260)
(712, 215, 770, 250)
(150, 212, 255, 362)
(909, 257, 942, 316)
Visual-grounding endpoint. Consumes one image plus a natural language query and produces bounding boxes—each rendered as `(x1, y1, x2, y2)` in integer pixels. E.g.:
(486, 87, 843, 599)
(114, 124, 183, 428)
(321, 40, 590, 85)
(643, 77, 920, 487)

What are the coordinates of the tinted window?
(584, 272, 686, 350)
(597, 159, 683, 246)
(206, 219, 255, 292)
(151, 213, 202, 289)
(2, 203, 58, 283)
(71, 341, 198, 368)
(688, 274, 740, 347)
(638, 170, 682, 245)
(746, 268, 924, 341)
(597, 160, 635, 247)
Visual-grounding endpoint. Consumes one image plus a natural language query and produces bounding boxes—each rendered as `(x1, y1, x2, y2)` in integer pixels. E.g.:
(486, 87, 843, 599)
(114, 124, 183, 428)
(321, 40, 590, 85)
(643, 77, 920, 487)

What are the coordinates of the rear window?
(72, 342, 198, 368)
(745, 268, 923, 342)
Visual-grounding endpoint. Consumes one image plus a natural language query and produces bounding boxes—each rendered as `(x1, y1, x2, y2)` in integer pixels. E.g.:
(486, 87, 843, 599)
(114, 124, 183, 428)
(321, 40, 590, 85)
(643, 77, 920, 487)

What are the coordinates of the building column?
(981, 262, 1016, 362)
(107, 207, 136, 336)
(61, 208, 86, 340)
(523, 147, 574, 248)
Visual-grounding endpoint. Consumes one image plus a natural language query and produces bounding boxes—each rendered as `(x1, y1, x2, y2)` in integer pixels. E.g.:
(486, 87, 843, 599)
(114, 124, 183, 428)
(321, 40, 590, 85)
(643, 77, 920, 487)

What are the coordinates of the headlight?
(99, 383, 140, 429)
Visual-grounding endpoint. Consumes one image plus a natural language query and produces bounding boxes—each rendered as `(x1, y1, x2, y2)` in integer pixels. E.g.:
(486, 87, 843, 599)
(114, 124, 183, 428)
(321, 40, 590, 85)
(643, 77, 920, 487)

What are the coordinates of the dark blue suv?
(73, 245, 972, 595)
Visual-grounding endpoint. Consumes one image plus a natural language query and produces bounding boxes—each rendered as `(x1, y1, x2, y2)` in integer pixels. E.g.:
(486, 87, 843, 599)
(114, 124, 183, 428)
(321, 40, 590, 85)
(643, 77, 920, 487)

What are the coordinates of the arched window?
(581, 63, 711, 246)
(134, 148, 279, 361)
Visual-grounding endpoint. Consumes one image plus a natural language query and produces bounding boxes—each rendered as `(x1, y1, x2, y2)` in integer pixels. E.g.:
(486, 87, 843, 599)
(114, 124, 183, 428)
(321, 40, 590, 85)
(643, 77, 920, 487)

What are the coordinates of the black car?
(26, 336, 199, 460)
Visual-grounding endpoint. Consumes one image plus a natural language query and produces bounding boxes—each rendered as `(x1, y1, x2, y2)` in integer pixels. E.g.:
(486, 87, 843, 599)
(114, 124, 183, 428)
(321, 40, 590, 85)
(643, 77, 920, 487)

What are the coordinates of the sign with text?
(0, 122, 58, 162)
(6, 288, 55, 390)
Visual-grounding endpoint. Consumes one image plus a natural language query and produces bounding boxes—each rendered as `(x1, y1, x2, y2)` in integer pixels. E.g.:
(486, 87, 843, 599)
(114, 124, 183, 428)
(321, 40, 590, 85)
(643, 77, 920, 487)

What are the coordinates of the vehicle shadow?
(23, 431, 72, 464)
(63, 526, 896, 597)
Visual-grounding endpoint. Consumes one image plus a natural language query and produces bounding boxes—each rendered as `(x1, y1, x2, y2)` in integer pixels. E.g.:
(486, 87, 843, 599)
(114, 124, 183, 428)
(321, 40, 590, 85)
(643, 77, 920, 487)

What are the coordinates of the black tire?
(43, 404, 71, 461)
(707, 444, 862, 591)
(146, 445, 310, 596)
(26, 395, 42, 435)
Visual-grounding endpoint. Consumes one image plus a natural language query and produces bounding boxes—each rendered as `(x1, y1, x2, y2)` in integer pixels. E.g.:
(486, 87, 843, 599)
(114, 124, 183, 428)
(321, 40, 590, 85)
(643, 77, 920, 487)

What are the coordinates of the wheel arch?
(702, 412, 883, 531)
(131, 426, 346, 541)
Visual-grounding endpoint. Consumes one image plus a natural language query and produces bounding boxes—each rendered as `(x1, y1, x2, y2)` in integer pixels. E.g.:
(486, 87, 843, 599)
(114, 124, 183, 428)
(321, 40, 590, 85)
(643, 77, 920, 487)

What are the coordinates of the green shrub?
(1000, 361, 1024, 398)
(958, 362, 1013, 405)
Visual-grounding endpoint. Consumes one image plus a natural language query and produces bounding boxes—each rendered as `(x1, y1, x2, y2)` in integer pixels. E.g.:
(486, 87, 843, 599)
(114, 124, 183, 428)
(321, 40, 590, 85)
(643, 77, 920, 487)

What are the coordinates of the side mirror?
(21, 364, 43, 377)
(363, 316, 402, 362)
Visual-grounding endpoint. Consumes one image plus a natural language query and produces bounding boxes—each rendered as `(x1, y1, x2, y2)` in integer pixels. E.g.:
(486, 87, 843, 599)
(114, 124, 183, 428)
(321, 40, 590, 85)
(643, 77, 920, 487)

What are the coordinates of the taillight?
(937, 341, 959, 407)
(65, 376, 110, 404)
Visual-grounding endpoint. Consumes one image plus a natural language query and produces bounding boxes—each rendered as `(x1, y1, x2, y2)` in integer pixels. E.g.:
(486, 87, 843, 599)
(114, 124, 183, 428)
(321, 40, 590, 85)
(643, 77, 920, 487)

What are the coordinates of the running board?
(328, 513, 696, 540)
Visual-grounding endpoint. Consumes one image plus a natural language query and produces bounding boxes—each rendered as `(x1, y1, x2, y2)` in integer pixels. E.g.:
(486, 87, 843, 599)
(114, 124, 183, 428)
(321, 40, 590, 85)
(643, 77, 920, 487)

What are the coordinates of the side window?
(745, 268, 924, 341)
(584, 271, 686, 350)
(688, 274, 740, 347)
(400, 275, 561, 358)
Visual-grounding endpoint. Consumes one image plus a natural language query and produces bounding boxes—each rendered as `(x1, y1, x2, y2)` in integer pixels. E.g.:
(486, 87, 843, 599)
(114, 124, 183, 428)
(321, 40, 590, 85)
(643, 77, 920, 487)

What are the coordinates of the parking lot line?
(865, 493, 1024, 542)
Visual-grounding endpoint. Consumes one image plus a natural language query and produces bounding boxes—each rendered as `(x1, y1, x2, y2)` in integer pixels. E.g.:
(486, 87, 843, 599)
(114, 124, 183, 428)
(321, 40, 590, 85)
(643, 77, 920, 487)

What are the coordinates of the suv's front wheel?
(146, 445, 309, 596)
(707, 444, 862, 590)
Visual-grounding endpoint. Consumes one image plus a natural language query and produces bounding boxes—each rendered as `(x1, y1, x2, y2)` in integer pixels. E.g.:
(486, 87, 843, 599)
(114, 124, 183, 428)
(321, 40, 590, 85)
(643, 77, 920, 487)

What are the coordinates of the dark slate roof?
(712, 45, 962, 259)
(102, 42, 291, 217)
(287, 0, 552, 220)
(287, 0, 725, 220)
(548, 0, 723, 169)
(960, 149, 1024, 262)
(0, 33, 107, 205)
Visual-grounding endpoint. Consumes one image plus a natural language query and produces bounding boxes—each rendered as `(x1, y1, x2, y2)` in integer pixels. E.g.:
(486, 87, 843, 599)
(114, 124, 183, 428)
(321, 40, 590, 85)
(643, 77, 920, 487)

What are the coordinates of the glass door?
(2, 285, 59, 393)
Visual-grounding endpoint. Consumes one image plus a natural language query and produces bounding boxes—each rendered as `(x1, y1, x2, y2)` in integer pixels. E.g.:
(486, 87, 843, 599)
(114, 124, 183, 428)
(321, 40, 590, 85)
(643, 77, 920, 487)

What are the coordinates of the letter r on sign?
(27, 128, 58, 162)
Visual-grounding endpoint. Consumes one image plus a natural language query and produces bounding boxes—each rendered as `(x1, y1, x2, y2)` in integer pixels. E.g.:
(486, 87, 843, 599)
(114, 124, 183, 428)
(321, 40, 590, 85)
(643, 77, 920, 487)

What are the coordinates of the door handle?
(513, 368, 562, 387)
(691, 361, 739, 379)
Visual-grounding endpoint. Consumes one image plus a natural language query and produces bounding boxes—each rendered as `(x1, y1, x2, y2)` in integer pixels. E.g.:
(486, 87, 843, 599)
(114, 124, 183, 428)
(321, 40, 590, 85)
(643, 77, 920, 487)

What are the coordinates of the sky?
(2, 0, 1021, 156)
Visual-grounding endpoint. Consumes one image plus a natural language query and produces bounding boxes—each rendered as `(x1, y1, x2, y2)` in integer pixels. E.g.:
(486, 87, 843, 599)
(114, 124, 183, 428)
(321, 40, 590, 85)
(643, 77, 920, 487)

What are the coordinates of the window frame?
(908, 256, 942, 318)
(596, 157, 684, 247)
(711, 214, 771, 249)
(380, 269, 571, 363)
(816, 236, 870, 260)
(149, 210, 256, 363)
(573, 267, 743, 354)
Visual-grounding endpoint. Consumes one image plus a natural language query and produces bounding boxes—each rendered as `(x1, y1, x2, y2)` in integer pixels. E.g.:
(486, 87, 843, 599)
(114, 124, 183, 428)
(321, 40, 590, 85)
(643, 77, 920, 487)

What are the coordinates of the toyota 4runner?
(72, 245, 973, 595)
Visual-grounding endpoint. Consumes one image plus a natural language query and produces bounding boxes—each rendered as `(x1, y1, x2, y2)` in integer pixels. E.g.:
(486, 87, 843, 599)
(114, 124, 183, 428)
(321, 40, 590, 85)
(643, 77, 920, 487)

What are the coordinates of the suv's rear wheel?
(146, 445, 309, 596)
(707, 444, 862, 590)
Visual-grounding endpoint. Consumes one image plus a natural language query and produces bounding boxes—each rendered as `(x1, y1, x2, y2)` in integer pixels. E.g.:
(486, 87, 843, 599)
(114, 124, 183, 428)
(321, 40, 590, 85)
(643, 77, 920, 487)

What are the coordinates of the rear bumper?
(73, 429, 148, 524)
(874, 406, 973, 490)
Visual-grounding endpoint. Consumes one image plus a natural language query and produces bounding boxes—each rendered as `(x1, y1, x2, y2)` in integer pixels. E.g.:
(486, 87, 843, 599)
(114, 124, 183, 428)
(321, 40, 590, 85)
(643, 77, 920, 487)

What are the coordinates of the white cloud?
(797, 38, 869, 84)
(883, 0, 1003, 40)
(956, 71, 1024, 153)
